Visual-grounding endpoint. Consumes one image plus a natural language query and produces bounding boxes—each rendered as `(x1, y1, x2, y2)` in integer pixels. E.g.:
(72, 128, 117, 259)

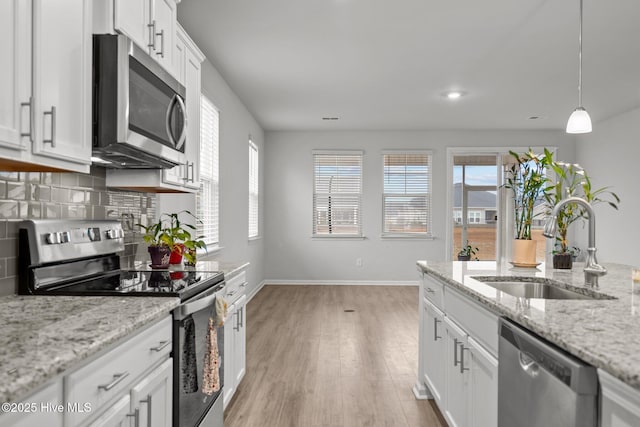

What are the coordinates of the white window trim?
(197, 93, 220, 248)
(381, 150, 433, 239)
(248, 139, 259, 239)
(312, 150, 364, 238)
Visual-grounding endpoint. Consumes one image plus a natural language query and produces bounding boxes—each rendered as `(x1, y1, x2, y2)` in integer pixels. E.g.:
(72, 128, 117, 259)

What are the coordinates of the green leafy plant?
(138, 210, 207, 264)
(458, 242, 479, 260)
(543, 150, 620, 254)
(503, 149, 551, 240)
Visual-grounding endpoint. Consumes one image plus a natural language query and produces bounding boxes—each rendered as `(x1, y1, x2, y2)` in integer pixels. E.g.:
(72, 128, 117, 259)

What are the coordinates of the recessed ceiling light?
(442, 91, 466, 100)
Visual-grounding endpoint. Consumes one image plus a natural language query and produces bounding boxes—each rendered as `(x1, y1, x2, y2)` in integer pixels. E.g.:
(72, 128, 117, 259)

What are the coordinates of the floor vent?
(344, 309, 355, 312)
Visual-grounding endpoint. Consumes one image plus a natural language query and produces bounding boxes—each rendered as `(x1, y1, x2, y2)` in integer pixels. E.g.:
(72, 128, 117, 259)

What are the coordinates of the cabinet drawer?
(65, 316, 172, 426)
(444, 287, 498, 357)
(423, 274, 444, 310)
(226, 270, 247, 303)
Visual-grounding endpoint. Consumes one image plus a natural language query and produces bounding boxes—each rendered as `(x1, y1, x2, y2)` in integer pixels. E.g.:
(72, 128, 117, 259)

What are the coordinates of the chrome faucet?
(543, 196, 606, 287)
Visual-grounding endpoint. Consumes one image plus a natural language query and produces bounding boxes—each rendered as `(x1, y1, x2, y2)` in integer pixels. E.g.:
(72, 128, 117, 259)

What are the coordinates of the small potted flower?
(457, 241, 479, 261)
(161, 210, 207, 265)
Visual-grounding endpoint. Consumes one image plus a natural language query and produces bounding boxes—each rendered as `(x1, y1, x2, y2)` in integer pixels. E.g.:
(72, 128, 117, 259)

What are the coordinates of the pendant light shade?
(566, 107, 592, 133)
(566, 0, 592, 134)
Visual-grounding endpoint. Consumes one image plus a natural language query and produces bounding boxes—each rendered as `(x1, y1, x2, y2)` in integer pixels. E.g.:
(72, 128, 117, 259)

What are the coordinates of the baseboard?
(262, 279, 419, 286)
(247, 279, 267, 302)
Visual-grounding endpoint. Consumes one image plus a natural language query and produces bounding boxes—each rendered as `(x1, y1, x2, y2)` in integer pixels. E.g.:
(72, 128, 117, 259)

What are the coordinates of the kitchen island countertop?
(417, 260, 640, 390)
(0, 295, 179, 403)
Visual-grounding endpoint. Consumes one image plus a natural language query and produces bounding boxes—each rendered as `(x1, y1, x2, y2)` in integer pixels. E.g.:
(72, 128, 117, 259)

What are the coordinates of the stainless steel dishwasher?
(498, 319, 599, 427)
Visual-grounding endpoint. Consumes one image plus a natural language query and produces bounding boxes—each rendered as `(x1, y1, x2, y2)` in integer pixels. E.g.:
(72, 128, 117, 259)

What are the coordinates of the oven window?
(128, 57, 185, 149)
(178, 305, 224, 427)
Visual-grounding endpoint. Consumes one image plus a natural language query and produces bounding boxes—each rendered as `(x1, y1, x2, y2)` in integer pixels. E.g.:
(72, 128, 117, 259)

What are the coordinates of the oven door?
(173, 285, 225, 427)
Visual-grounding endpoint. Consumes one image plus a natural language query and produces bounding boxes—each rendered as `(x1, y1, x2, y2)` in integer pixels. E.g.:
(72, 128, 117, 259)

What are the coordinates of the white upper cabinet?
(0, 0, 91, 173)
(113, 0, 149, 49)
(149, 0, 176, 72)
(33, 0, 92, 166)
(99, 0, 176, 75)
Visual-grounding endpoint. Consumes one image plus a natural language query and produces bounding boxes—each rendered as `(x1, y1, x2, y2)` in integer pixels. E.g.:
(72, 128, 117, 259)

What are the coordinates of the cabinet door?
(131, 358, 173, 427)
(88, 394, 132, 427)
(32, 0, 91, 168)
(114, 0, 149, 50)
(0, 380, 63, 427)
(444, 317, 469, 427)
(223, 303, 237, 409)
(182, 44, 202, 189)
(150, 0, 175, 71)
(235, 295, 247, 385)
(468, 336, 498, 427)
(0, 0, 30, 152)
(423, 298, 446, 406)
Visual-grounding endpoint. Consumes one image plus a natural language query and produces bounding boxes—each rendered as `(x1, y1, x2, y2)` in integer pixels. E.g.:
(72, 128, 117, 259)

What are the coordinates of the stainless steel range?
(19, 219, 225, 427)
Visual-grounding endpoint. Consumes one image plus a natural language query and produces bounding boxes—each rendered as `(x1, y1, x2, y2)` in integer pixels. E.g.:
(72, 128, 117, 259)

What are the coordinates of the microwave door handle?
(165, 94, 188, 150)
(174, 94, 187, 151)
(165, 94, 178, 147)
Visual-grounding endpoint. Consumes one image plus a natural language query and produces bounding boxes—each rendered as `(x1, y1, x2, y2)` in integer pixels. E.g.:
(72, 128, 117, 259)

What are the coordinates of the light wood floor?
(224, 285, 448, 427)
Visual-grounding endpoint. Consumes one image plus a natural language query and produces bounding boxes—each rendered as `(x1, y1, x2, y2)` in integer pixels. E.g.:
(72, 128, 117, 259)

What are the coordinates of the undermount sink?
(471, 276, 616, 300)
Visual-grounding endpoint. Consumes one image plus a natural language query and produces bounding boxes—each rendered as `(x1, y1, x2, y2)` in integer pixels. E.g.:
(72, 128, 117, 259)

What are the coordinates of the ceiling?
(177, 0, 640, 132)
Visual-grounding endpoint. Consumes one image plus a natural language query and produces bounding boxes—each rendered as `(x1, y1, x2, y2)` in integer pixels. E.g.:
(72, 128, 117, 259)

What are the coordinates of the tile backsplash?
(0, 167, 156, 296)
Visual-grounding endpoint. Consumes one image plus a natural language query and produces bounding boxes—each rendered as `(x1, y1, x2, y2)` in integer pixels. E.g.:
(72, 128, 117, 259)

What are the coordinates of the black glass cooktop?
(41, 269, 224, 301)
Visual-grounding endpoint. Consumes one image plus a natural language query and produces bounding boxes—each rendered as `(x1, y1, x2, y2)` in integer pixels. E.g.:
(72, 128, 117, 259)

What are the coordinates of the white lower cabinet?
(468, 336, 498, 427)
(422, 298, 446, 406)
(0, 380, 63, 427)
(87, 395, 131, 427)
(599, 369, 640, 427)
(444, 317, 469, 427)
(130, 358, 173, 427)
(223, 270, 248, 410)
(418, 272, 498, 427)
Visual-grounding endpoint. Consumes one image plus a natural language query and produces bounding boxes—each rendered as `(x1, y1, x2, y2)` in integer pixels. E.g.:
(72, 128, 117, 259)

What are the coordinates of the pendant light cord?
(578, 0, 583, 108)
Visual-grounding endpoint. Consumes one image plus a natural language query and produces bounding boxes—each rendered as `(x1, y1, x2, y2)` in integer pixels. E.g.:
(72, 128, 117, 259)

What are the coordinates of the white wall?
(264, 130, 575, 282)
(159, 59, 266, 296)
(575, 107, 640, 265)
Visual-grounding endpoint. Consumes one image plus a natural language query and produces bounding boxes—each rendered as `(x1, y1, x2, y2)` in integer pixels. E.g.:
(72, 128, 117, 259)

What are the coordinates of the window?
(468, 211, 481, 224)
(313, 151, 363, 236)
(248, 139, 259, 239)
(196, 94, 219, 246)
(382, 151, 431, 236)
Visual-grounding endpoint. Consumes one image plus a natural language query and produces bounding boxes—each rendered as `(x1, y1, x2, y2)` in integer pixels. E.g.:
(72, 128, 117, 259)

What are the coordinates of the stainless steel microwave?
(92, 34, 187, 169)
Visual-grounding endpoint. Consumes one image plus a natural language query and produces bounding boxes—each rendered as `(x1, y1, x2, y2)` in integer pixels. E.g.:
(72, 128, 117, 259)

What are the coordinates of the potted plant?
(160, 210, 207, 265)
(503, 149, 550, 267)
(543, 152, 620, 269)
(457, 242, 479, 261)
(138, 220, 173, 268)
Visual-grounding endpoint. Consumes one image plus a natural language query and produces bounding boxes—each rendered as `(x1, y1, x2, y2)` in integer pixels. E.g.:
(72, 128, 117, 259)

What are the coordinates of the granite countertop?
(0, 295, 179, 403)
(417, 260, 640, 389)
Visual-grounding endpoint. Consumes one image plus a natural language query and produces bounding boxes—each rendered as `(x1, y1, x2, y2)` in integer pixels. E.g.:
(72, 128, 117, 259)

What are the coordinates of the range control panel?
(20, 220, 126, 265)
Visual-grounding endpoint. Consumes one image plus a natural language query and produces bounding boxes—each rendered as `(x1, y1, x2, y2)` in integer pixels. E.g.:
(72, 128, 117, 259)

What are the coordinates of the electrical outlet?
(356, 258, 363, 267)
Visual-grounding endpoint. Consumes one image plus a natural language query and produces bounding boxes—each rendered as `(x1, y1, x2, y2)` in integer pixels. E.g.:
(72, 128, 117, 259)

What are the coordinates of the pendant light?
(566, 0, 592, 133)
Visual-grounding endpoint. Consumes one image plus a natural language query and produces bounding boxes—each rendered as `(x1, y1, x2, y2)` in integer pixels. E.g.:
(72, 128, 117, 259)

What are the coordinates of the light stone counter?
(0, 295, 179, 403)
(417, 260, 640, 389)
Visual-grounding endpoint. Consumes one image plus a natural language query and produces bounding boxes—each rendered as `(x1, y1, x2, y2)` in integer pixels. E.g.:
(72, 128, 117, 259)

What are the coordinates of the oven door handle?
(174, 288, 224, 320)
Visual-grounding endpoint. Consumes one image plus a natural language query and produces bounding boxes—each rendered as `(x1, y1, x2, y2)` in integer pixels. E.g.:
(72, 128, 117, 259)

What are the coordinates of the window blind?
(313, 152, 363, 236)
(382, 152, 431, 236)
(248, 140, 259, 238)
(196, 95, 219, 245)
